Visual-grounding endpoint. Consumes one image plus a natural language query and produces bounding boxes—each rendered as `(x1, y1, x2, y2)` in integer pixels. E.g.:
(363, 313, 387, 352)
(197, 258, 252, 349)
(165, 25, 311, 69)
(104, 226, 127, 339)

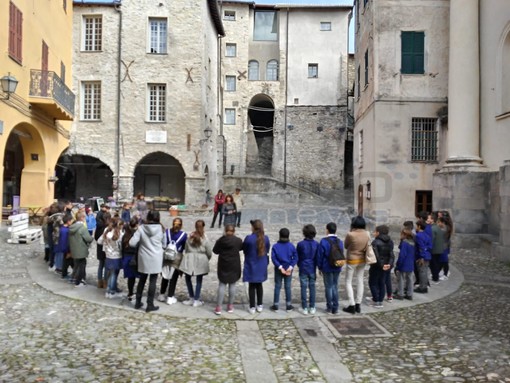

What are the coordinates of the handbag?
(365, 241, 377, 265)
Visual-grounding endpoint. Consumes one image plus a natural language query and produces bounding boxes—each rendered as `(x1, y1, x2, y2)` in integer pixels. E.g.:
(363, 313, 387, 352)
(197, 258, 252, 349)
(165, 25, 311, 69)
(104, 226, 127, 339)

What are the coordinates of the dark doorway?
(246, 94, 274, 175)
(357, 184, 364, 216)
(2, 134, 23, 207)
(415, 190, 432, 216)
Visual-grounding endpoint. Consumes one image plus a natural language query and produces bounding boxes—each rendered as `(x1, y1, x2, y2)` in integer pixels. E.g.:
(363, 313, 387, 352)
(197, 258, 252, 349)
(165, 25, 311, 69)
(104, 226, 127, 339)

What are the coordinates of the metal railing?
(29, 69, 75, 116)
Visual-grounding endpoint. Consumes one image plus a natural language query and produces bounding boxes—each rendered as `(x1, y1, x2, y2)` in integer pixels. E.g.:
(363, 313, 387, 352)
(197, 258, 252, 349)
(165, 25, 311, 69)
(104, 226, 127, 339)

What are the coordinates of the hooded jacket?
(69, 221, 93, 259)
(213, 234, 243, 283)
(371, 234, 395, 269)
(396, 239, 415, 272)
(129, 223, 165, 274)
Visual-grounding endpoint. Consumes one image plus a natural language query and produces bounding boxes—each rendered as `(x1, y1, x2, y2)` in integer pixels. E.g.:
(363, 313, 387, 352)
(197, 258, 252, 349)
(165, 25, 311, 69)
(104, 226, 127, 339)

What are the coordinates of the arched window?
(502, 31, 510, 114)
(248, 60, 259, 81)
(266, 60, 278, 81)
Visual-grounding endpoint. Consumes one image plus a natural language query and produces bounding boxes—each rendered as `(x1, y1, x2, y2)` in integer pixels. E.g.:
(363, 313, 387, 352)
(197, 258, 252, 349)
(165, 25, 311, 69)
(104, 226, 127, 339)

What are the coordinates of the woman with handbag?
(180, 220, 212, 307)
(343, 216, 370, 314)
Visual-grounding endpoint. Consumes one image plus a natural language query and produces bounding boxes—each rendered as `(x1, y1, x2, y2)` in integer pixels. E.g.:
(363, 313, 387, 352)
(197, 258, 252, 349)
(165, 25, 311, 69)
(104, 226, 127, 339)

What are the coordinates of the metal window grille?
(224, 11, 236, 21)
(225, 109, 235, 125)
(148, 84, 166, 122)
(225, 43, 236, 57)
(364, 50, 369, 85)
(225, 76, 236, 91)
(266, 60, 278, 81)
(82, 82, 101, 120)
(411, 118, 438, 162)
(84, 16, 102, 51)
(248, 61, 259, 80)
(308, 64, 318, 78)
(149, 18, 167, 54)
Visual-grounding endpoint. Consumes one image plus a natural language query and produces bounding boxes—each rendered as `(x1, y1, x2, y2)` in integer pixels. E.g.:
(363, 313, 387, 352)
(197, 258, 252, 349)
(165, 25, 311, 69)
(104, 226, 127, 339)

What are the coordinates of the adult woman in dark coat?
(212, 225, 243, 315)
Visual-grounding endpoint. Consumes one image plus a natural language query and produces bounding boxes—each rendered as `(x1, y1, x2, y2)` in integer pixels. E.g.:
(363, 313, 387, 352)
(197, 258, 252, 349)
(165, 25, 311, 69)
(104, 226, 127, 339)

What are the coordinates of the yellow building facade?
(0, 0, 74, 213)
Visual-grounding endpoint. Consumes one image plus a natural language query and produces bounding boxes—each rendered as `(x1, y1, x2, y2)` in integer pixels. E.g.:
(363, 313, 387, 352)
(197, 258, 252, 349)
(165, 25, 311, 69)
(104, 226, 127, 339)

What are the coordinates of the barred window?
(82, 82, 101, 120)
(148, 84, 166, 122)
(149, 18, 167, 54)
(83, 16, 102, 51)
(411, 118, 438, 162)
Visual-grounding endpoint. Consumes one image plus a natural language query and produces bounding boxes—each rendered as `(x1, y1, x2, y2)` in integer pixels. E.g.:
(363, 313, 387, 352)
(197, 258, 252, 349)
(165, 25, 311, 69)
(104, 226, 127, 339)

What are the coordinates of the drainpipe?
(283, 8, 289, 187)
(114, 3, 122, 200)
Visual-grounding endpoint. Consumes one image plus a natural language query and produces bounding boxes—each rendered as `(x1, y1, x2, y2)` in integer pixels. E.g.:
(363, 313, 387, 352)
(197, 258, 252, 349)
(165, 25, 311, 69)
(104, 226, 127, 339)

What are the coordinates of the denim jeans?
(368, 266, 385, 303)
(299, 273, 316, 309)
(322, 271, 340, 312)
(97, 258, 106, 281)
(185, 274, 203, 300)
(273, 269, 292, 306)
(54, 252, 64, 270)
(107, 269, 120, 294)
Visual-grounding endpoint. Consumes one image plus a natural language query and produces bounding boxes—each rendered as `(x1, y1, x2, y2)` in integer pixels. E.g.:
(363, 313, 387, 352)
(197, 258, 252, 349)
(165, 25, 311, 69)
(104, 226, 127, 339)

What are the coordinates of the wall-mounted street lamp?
(199, 126, 213, 145)
(0, 73, 19, 100)
(366, 180, 371, 200)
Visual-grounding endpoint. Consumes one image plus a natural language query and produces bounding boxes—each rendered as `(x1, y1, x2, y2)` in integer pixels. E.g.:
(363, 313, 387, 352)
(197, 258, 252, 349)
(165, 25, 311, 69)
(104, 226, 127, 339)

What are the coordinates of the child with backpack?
(270, 228, 298, 312)
(317, 222, 345, 315)
(296, 224, 319, 315)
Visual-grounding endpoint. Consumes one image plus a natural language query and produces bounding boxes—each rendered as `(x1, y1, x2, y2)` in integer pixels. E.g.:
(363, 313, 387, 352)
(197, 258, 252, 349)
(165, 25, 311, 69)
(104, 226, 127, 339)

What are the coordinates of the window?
(266, 60, 278, 81)
(358, 130, 363, 168)
(81, 81, 101, 120)
(248, 60, 259, 80)
(83, 15, 102, 51)
(411, 118, 437, 162)
(308, 63, 318, 78)
(225, 43, 237, 57)
(149, 18, 167, 54)
(356, 65, 360, 97)
(148, 84, 166, 122)
(224, 10, 236, 21)
(320, 22, 331, 31)
(415, 190, 432, 216)
(8, 1, 23, 64)
(401, 31, 425, 74)
(225, 75, 236, 91)
(364, 50, 369, 85)
(254, 11, 278, 41)
(225, 108, 236, 125)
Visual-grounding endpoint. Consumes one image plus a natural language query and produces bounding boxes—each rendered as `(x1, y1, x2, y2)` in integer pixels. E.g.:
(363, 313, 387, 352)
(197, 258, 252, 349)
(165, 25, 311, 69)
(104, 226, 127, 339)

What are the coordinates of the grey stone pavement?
(1, 205, 510, 382)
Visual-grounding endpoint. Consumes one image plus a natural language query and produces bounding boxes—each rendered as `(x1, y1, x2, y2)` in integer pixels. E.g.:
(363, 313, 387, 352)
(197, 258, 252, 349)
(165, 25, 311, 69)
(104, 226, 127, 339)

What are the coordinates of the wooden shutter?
(8, 2, 16, 58)
(402, 31, 424, 74)
(413, 32, 425, 74)
(401, 32, 414, 74)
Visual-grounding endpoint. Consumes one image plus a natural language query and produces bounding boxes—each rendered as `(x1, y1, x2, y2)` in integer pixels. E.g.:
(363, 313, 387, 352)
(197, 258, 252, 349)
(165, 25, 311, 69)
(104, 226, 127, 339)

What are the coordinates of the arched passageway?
(134, 152, 185, 202)
(246, 94, 275, 175)
(54, 154, 113, 201)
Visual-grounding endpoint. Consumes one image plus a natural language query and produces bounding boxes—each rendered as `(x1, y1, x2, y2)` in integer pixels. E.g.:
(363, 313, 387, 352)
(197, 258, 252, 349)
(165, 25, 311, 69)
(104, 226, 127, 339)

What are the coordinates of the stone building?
(65, 0, 224, 205)
(219, 2, 352, 198)
(0, 0, 74, 211)
(353, 0, 510, 259)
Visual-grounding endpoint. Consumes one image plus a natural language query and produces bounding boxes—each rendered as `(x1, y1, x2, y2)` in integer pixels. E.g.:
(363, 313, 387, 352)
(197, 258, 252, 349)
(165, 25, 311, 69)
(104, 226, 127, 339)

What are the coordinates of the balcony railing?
(29, 69, 75, 118)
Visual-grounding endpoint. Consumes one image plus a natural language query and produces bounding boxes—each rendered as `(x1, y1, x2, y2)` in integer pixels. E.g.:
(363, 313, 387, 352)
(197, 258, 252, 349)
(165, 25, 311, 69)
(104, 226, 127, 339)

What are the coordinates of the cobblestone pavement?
(1, 209, 510, 382)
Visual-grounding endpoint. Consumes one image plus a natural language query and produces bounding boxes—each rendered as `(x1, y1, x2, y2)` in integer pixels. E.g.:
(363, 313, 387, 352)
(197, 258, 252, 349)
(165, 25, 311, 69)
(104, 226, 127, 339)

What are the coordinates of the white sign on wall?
(145, 130, 167, 144)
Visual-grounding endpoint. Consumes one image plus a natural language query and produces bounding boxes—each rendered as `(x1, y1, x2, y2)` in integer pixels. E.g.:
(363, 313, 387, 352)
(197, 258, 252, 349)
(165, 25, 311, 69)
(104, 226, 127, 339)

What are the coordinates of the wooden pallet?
(7, 213, 43, 244)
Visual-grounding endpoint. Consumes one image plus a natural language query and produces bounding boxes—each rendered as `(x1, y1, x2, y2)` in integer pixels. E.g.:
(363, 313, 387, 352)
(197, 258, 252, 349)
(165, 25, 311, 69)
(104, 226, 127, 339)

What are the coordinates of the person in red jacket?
(210, 189, 225, 228)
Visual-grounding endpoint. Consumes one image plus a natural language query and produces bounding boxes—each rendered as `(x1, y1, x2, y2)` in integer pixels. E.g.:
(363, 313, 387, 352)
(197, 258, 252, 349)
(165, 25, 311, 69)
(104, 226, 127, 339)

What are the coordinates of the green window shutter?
(413, 32, 425, 74)
(401, 31, 425, 74)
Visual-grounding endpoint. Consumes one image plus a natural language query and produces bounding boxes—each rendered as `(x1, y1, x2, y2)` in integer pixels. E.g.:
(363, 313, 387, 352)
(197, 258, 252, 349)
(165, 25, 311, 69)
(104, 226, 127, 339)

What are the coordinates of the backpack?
(326, 237, 345, 267)
(164, 230, 185, 261)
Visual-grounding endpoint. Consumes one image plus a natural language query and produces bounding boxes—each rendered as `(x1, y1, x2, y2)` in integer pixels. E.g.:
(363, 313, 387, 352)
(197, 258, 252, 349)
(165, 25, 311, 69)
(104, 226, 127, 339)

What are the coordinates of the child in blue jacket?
(270, 228, 297, 312)
(395, 228, 415, 300)
(415, 220, 432, 293)
(296, 224, 319, 315)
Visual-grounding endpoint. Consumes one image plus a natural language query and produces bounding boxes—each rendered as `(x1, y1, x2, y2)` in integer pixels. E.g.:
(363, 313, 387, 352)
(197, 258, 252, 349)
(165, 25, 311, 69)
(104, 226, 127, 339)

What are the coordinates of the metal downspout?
(283, 8, 289, 187)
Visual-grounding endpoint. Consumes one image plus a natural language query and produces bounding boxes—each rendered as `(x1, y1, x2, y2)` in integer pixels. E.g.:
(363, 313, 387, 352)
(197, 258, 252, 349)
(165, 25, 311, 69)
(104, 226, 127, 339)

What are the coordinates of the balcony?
(29, 70, 75, 121)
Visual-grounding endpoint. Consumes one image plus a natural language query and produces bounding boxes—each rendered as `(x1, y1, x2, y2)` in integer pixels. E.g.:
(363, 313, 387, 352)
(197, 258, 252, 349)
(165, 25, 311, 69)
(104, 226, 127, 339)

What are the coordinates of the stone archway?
(3, 123, 46, 208)
(54, 153, 113, 201)
(246, 94, 275, 175)
(134, 152, 185, 202)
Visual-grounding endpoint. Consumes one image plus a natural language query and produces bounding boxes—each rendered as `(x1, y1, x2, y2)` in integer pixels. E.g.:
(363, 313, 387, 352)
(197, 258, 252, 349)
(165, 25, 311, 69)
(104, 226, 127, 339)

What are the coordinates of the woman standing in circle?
(121, 217, 140, 302)
(134, 193, 148, 223)
(180, 220, 212, 307)
(210, 190, 225, 228)
(242, 219, 270, 314)
(343, 216, 370, 314)
(129, 210, 165, 312)
(221, 194, 237, 227)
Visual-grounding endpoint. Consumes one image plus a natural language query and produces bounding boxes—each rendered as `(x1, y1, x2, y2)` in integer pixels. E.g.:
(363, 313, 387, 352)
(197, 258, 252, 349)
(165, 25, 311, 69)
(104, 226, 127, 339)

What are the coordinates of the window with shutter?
(401, 31, 425, 74)
(9, 1, 23, 64)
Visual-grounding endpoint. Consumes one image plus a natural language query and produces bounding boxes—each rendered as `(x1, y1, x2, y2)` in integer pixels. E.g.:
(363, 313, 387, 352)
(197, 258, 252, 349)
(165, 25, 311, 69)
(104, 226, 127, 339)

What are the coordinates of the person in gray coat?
(129, 210, 165, 312)
(69, 211, 93, 287)
(180, 219, 212, 307)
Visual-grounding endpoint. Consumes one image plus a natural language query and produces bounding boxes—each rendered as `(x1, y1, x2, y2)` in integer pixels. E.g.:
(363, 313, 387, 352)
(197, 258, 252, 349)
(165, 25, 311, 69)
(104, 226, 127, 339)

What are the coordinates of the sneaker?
(105, 292, 112, 299)
(248, 307, 256, 314)
(365, 296, 375, 303)
(67, 279, 76, 284)
(439, 275, 449, 281)
(227, 304, 234, 313)
(286, 305, 294, 312)
(192, 300, 203, 307)
(256, 305, 263, 313)
(302, 308, 309, 315)
(309, 307, 316, 315)
(404, 295, 413, 300)
(386, 296, 393, 302)
(393, 294, 405, 300)
(48, 266, 55, 272)
(182, 299, 194, 306)
(166, 296, 178, 305)
(414, 288, 428, 294)
(157, 294, 166, 302)
(74, 282, 86, 288)
(375, 302, 384, 309)
(270, 305, 279, 312)
(127, 295, 134, 302)
(214, 306, 222, 315)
